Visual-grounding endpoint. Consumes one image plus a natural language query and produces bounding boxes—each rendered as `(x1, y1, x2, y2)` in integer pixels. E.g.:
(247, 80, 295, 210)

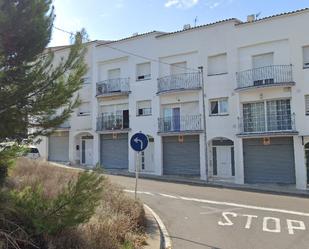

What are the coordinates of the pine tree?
(0, 0, 87, 138)
(0, 0, 87, 177)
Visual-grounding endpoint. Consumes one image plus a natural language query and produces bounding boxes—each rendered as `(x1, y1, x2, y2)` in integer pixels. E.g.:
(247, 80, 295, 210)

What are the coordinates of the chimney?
(247, 14, 255, 22)
(183, 24, 191, 30)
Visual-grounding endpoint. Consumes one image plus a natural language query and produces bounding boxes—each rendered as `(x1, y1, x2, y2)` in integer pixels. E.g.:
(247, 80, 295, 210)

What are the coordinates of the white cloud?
(115, 0, 125, 8)
(205, 0, 234, 9)
(164, 0, 199, 8)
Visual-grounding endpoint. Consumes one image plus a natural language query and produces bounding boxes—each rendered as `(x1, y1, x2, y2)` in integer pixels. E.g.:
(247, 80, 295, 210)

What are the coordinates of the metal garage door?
(243, 137, 295, 184)
(163, 135, 200, 176)
(100, 134, 128, 169)
(48, 134, 69, 162)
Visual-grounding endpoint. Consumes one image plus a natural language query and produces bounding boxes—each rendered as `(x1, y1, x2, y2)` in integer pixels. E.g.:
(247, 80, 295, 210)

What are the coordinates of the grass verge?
(2, 158, 146, 249)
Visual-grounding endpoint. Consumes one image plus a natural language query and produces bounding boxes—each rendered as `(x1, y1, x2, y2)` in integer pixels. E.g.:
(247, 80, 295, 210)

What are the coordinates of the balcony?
(236, 65, 294, 91)
(158, 114, 203, 134)
(238, 113, 297, 136)
(97, 114, 129, 132)
(157, 72, 201, 94)
(96, 78, 130, 97)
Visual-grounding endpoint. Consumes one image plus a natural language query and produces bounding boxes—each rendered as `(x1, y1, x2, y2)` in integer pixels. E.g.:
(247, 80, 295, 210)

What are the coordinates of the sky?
(50, 0, 309, 46)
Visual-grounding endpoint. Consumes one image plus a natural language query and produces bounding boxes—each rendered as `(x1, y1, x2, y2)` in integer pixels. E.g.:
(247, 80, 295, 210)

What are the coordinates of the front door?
(216, 146, 232, 177)
(81, 139, 93, 165)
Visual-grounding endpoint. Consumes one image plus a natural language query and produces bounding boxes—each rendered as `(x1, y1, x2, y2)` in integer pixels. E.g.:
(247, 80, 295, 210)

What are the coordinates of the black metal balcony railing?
(96, 78, 130, 96)
(97, 114, 129, 131)
(157, 72, 201, 93)
(238, 113, 296, 134)
(236, 65, 293, 89)
(158, 115, 202, 133)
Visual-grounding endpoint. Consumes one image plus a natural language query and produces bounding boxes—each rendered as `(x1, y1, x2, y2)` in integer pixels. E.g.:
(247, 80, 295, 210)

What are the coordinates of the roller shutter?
(243, 137, 295, 184)
(163, 135, 200, 176)
(100, 134, 128, 169)
(48, 133, 69, 162)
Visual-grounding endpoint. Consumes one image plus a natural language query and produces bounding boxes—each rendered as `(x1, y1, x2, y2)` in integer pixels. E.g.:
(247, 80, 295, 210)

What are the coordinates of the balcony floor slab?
(156, 87, 202, 95)
(157, 130, 204, 136)
(235, 82, 295, 93)
(237, 130, 299, 138)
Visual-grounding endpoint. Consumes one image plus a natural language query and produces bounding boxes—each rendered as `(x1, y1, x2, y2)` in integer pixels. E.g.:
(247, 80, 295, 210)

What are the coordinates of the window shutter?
(303, 47, 309, 68)
(108, 68, 121, 79)
(136, 62, 151, 78)
(305, 95, 309, 115)
(208, 53, 227, 75)
(252, 53, 273, 68)
(170, 62, 187, 75)
(78, 102, 91, 115)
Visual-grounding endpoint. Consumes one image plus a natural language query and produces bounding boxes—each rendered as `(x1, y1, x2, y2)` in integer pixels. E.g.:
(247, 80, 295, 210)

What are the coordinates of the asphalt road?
(106, 175, 309, 249)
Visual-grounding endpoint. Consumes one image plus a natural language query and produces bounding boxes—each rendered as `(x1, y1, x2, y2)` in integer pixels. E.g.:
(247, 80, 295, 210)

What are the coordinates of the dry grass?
(7, 158, 146, 249)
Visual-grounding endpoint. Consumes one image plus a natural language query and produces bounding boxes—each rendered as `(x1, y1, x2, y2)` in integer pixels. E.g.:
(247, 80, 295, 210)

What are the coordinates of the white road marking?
(263, 217, 281, 233)
(217, 212, 307, 235)
(218, 212, 237, 226)
(287, 219, 306, 235)
(200, 207, 242, 215)
(243, 214, 258, 229)
(123, 189, 154, 196)
(159, 193, 179, 199)
(124, 189, 309, 217)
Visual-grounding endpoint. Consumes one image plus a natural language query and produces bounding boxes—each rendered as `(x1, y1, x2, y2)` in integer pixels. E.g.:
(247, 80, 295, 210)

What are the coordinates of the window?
(170, 61, 187, 75)
(136, 62, 151, 81)
(78, 102, 91, 116)
(252, 53, 273, 69)
(137, 100, 152, 116)
(108, 68, 120, 79)
(305, 95, 309, 115)
(242, 99, 291, 132)
(210, 98, 228, 115)
(208, 53, 227, 76)
(303, 46, 309, 68)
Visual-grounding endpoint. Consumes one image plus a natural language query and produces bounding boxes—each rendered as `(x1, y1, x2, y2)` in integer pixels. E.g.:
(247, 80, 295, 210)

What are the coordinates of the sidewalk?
(48, 162, 309, 198)
(104, 169, 309, 198)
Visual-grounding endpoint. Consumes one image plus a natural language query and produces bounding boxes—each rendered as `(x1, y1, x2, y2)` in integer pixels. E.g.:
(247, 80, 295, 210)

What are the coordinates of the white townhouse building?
(38, 8, 309, 190)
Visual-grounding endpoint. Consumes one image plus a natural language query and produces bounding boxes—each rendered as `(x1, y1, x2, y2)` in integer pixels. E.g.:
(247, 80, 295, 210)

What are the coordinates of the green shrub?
(11, 171, 104, 235)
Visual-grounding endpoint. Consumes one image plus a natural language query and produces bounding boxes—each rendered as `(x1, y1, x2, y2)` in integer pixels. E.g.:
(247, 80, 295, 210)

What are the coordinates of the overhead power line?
(53, 26, 200, 73)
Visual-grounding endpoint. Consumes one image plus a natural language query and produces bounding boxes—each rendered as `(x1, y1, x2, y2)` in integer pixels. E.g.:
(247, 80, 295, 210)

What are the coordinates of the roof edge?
(236, 8, 309, 26)
(156, 18, 242, 38)
(96, 31, 165, 47)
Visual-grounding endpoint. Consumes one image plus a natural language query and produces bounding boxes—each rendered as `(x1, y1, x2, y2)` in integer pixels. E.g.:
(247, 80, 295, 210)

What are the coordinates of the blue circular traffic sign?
(130, 133, 148, 152)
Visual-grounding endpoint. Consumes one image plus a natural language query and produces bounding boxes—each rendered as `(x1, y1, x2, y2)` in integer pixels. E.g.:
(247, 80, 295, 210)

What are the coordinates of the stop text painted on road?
(218, 212, 306, 235)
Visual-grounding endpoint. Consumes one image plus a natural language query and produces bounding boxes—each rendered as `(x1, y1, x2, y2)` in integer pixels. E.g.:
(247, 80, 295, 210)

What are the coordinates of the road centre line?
(124, 189, 155, 196)
(124, 189, 309, 217)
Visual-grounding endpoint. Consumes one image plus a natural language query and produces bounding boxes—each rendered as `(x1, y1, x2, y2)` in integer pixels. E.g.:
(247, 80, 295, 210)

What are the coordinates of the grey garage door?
(100, 134, 128, 169)
(48, 134, 69, 162)
(163, 135, 200, 176)
(243, 137, 295, 184)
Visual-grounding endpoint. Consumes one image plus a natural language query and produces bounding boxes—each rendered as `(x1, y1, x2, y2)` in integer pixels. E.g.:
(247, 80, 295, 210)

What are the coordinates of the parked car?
(27, 146, 41, 160)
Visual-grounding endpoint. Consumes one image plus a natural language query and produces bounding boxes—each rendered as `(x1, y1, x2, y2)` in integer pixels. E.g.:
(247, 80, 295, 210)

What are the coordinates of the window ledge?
(136, 78, 151, 82)
(209, 114, 229, 117)
(136, 114, 152, 117)
(207, 72, 228, 77)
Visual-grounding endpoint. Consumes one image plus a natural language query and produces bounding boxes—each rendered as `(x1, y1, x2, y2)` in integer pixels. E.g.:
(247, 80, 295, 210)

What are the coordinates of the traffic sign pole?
(134, 151, 140, 200)
(130, 132, 148, 201)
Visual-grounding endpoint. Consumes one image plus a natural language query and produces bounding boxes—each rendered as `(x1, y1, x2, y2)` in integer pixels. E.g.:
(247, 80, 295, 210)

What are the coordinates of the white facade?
(39, 9, 309, 190)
